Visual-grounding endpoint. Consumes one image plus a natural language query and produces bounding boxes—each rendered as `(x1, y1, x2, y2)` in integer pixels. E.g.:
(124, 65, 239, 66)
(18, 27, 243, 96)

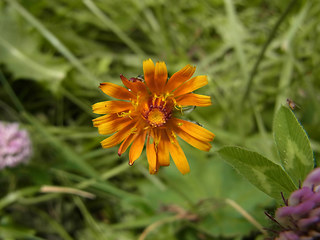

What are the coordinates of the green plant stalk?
(224, 0, 249, 81)
(242, 0, 298, 103)
(0, 227, 45, 240)
(60, 87, 95, 117)
(8, 0, 100, 85)
(83, 0, 145, 56)
(73, 197, 105, 240)
(18, 193, 60, 205)
(0, 71, 25, 113)
(0, 37, 65, 80)
(52, 169, 147, 203)
(225, 198, 267, 236)
(34, 209, 74, 240)
(274, 3, 309, 113)
(0, 187, 40, 210)
(137, 164, 167, 191)
(22, 112, 98, 177)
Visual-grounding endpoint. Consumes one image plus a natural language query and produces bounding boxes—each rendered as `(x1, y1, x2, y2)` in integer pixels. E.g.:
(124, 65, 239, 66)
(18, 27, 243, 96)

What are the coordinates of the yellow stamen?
(147, 108, 166, 127)
(171, 131, 177, 138)
(117, 110, 132, 118)
(131, 127, 137, 134)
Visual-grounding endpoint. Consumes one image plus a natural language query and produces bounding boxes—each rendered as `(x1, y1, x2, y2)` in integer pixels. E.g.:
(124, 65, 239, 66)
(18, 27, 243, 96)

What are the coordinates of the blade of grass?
(0, 37, 65, 80)
(137, 164, 167, 191)
(138, 215, 181, 240)
(224, 0, 249, 81)
(83, 0, 145, 56)
(274, 55, 294, 112)
(111, 213, 171, 230)
(100, 161, 130, 180)
(23, 112, 98, 177)
(76, 161, 129, 189)
(8, 0, 100, 85)
(0, 187, 40, 210)
(52, 169, 147, 203)
(241, 0, 298, 103)
(60, 87, 95, 117)
(224, 0, 252, 136)
(0, 226, 45, 240)
(0, 70, 25, 112)
(274, 2, 309, 112)
(73, 197, 106, 240)
(282, 2, 310, 50)
(40, 185, 95, 199)
(34, 209, 74, 240)
(225, 198, 267, 236)
(18, 193, 60, 205)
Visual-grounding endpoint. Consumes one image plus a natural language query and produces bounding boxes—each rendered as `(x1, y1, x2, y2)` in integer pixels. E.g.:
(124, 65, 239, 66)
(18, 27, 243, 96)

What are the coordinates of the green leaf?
(218, 146, 296, 200)
(273, 106, 314, 186)
(0, 226, 43, 240)
(0, 186, 40, 210)
(0, 7, 70, 92)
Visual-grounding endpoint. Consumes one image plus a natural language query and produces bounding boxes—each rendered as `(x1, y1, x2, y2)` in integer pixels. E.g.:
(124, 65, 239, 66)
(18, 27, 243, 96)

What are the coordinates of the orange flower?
(92, 59, 215, 174)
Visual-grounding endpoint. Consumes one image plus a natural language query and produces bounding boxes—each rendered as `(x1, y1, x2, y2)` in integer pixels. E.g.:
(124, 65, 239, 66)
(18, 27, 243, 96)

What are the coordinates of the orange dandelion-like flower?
(92, 59, 215, 174)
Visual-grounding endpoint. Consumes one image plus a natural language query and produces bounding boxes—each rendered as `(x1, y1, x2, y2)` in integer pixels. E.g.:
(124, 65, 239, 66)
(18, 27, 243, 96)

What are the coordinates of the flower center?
(147, 108, 167, 127)
(141, 95, 173, 127)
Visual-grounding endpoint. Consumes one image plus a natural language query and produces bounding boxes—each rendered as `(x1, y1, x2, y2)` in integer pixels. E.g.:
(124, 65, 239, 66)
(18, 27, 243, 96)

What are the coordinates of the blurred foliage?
(0, 0, 320, 239)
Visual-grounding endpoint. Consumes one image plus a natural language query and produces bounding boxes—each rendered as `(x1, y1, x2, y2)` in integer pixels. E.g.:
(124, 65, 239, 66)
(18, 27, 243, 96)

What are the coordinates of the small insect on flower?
(92, 59, 215, 174)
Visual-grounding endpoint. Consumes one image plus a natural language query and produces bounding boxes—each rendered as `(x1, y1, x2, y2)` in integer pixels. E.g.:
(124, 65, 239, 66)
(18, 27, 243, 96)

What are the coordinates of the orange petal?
(98, 116, 131, 135)
(173, 76, 208, 97)
(176, 93, 211, 107)
(92, 114, 119, 127)
(143, 59, 156, 93)
(172, 118, 215, 142)
(120, 74, 147, 95)
(92, 101, 133, 114)
(168, 137, 190, 175)
(100, 122, 135, 148)
(99, 82, 135, 100)
(154, 61, 168, 94)
(172, 123, 212, 151)
(157, 130, 170, 166)
(118, 133, 136, 156)
(146, 134, 158, 174)
(165, 64, 196, 93)
(129, 131, 147, 165)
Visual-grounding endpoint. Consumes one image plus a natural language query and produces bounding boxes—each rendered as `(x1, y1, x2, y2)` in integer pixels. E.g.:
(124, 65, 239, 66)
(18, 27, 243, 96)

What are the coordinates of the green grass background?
(0, 0, 319, 239)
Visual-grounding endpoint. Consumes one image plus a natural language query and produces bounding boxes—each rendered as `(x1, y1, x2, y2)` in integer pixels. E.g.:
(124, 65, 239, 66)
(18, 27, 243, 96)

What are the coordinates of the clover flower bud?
(269, 168, 320, 239)
(0, 122, 32, 169)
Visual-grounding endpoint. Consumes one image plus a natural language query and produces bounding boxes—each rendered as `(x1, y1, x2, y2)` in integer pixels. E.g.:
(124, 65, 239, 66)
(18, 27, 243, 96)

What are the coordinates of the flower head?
(0, 122, 32, 169)
(270, 168, 320, 239)
(92, 59, 215, 174)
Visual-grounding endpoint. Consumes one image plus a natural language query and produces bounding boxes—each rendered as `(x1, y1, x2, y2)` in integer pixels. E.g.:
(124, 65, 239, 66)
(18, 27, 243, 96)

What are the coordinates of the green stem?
(34, 209, 74, 240)
(83, 0, 145, 56)
(0, 71, 25, 113)
(0, 187, 40, 210)
(242, 0, 297, 103)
